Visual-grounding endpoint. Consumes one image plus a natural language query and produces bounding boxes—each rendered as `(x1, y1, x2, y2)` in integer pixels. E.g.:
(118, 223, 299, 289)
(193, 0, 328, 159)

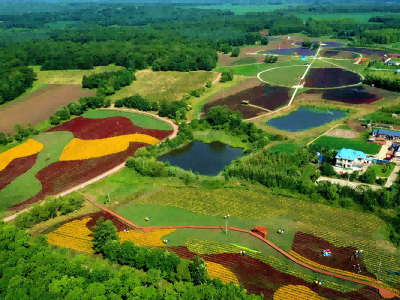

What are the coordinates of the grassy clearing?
(230, 57, 258, 66)
(32, 64, 125, 85)
(0, 131, 74, 210)
(108, 69, 218, 102)
(190, 75, 248, 120)
(192, 130, 247, 149)
(192, 4, 289, 14)
(337, 124, 352, 130)
(293, 12, 400, 22)
(82, 110, 173, 131)
(320, 58, 366, 74)
(259, 65, 307, 87)
(369, 163, 395, 178)
(312, 136, 381, 154)
(214, 58, 303, 77)
(268, 143, 301, 153)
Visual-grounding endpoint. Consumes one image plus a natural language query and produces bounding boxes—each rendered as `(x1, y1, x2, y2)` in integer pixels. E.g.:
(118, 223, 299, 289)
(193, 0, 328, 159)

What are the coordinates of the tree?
(301, 41, 312, 48)
(220, 69, 234, 82)
(360, 168, 376, 184)
(67, 102, 82, 116)
(260, 36, 269, 45)
(92, 217, 120, 254)
(320, 163, 335, 177)
(349, 170, 359, 182)
(311, 43, 320, 50)
(206, 81, 212, 88)
(264, 55, 278, 63)
(189, 256, 207, 285)
(221, 44, 232, 54)
(55, 107, 71, 121)
(27, 123, 39, 135)
(230, 47, 240, 57)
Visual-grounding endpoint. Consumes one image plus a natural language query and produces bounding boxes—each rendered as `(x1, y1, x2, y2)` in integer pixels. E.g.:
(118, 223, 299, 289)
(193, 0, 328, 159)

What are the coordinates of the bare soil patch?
(0, 84, 95, 134)
(326, 128, 360, 139)
(321, 50, 359, 59)
(304, 68, 362, 88)
(202, 78, 291, 119)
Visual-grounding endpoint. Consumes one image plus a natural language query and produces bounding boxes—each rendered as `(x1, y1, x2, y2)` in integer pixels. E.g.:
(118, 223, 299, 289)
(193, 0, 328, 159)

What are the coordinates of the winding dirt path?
(3, 107, 178, 222)
(212, 72, 222, 85)
(81, 195, 399, 299)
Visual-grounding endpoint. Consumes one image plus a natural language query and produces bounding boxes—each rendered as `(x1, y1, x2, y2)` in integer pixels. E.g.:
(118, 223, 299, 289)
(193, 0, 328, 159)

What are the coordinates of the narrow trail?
(306, 123, 341, 146)
(82, 195, 399, 299)
(3, 107, 178, 223)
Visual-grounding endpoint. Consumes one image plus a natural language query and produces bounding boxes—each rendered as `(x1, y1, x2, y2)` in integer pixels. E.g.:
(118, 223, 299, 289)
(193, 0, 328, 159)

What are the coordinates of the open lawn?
(82, 110, 173, 131)
(293, 12, 400, 22)
(192, 4, 289, 14)
(230, 57, 258, 66)
(369, 163, 395, 178)
(31, 64, 124, 85)
(268, 143, 301, 153)
(192, 130, 248, 149)
(258, 65, 307, 87)
(0, 84, 95, 134)
(109, 69, 218, 102)
(319, 58, 366, 73)
(312, 136, 381, 154)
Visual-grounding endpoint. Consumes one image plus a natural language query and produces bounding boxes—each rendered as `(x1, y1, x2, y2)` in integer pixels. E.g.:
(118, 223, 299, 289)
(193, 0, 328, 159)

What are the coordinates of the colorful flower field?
(165, 245, 385, 300)
(263, 48, 316, 56)
(206, 261, 240, 285)
(0, 112, 173, 210)
(294, 41, 344, 48)
(0, 139, 43, 171)
(304, 68, 362, 88)
(273, 285, 327, 300)
(119, 228, 176, 247)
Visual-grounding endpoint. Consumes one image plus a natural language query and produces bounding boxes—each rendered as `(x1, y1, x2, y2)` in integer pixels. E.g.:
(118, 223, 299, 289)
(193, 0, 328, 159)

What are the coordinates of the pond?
(267, 107, 346, 132)
(158, 141, 244, 176)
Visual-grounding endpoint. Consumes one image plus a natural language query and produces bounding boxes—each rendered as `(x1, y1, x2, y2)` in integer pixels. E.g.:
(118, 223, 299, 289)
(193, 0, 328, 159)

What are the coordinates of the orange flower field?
(273, 285, 327, 300)
(0, 139, 43, 171)
(206, 261, 240, 285)
(118, 228, 176, 247)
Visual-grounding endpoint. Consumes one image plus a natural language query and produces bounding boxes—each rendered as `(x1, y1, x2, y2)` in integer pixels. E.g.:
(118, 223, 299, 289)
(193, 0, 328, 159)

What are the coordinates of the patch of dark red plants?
(304, 68, 361, 88)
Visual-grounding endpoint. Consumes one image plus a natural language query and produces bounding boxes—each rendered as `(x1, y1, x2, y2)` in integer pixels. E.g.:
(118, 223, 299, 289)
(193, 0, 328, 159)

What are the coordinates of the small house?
(253, 226, 267, 239)
(372, 129, 400, 140)
(242, 100, 249, 105)
(387, 61, 396, 66)
(397, 69, 400, 74)
(390, 54, 400, 58)
(335, 148, 367, 170)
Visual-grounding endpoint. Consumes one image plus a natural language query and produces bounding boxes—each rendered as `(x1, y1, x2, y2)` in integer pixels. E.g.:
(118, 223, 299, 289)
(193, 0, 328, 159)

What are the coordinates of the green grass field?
(337, 125, 352, 130)
(369, 163, 395, 178)
(320, 58, 366, 74)
(312, 136, 381, 154)
(230, 57, 258, 66)
(109, 69, 217, 102)
(192, 130, 247, 149)
(268, 143, 300, 153)
(0, 131, 74, 210)
(82, 110, 173, 131)
(259, 65, 307, 87)
(293, 12, 400, 22)
(192, 4, 290, 14)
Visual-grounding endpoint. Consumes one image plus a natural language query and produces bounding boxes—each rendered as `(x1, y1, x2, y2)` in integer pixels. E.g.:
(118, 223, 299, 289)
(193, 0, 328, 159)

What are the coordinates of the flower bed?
(291, 231, 375, 278)
(273, 285, 327, 300)
(264, 48, 316, 56)
(294, 41, 344, 48)
(166, 246, 384, 300)
(0, 139, 43, 171)
(13, 142, 149, 209)
(59, 134, 159, 161)
(119, 228, 176, 247)
(304, 68, 362, 88)
(0, 153, 38, 191)
(47, 116, 172, 140)
(206, 261, 240, 285)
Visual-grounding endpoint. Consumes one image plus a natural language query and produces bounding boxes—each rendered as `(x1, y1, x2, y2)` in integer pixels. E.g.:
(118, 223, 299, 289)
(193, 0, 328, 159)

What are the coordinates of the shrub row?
(82, 69, 136, 95)
(14, 193, 84, 229)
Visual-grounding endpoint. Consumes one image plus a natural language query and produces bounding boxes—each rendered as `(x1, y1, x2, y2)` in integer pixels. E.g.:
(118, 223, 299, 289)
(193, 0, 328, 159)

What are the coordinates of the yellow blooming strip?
(206, 261, 240, 285)
(59, 134, 159, 161)
(0, 139, 43, 171)
(46, 218, 94, 253)
(273, 285, 327, 300)
(118, 228, 176, 247)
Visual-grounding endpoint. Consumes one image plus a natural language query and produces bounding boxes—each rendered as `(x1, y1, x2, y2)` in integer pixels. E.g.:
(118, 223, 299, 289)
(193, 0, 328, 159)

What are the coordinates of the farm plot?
(330, 48, 388, 60)
(258, 65, 307, 87)
(0, 84, 95, 134)
(264, 48, 316, 56)
(304, 68, 362, 88)
(166, 246, 383, 300)
(312, 136, 381, 154)
(296, 85, 389, 104)
(320, 50, 359, 59)
(202, 78, 292, 118)
(291, 231, 375, 278)
(294, 41, 345, 48)
(1, 112, 172, 211)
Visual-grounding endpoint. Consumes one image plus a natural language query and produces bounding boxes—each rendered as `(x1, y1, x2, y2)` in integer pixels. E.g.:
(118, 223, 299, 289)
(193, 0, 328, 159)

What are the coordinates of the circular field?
(303, 68, 362, 88)
(294, 41, 344, 47)
(321, 50, 360, 59)
(258, 65, 307, 87)
(264, 48, 315, 56)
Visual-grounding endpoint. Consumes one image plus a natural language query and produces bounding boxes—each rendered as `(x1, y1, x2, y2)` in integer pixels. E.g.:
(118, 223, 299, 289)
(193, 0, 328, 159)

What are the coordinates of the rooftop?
(335, 148, 367, 161)
(373, 129, 400, 136)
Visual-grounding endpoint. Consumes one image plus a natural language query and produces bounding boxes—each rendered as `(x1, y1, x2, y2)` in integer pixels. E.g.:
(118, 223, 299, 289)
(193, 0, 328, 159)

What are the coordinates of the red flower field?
(12, 142, 149, 209)
(291, 231, 375, 278)
(166, 245, 384, 300)
(46, 116, 173, 140)
(0, 153, 39, 190)
(304, 68, 362, 88)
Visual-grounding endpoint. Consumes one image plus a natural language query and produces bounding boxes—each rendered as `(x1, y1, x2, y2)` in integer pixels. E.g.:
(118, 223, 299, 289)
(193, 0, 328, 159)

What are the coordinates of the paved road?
(316, 176, 382, 191)
(385, 165, 400, 188)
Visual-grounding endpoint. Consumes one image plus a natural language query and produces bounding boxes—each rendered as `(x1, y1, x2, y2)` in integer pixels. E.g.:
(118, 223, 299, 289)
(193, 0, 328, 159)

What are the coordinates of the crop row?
(0, 139, 43, 171)
(13, 142, 148, 208)
(206, 261, 240, 285)
(185, 238, 238, 255)
(273, 285, 327, 300)
(118, 228, 176, 247)
(46, 116, 173, 140)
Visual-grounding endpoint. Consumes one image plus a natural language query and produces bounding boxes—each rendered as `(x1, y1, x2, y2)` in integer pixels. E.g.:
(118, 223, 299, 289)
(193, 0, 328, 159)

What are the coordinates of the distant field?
(32, 64, 125, 85)
(312, 136, 381, 154)
(230, 57, 258, 66)
(268, 143, 300, 153)
(293, 12, 400, 22)
(191, 4, 290, 14)
(109, 69, 218, 102)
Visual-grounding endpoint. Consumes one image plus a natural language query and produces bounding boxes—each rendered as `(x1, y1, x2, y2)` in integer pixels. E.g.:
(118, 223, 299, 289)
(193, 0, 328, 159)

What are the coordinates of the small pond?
(267, 107, 346, 132)
(158, 141, 244, 176)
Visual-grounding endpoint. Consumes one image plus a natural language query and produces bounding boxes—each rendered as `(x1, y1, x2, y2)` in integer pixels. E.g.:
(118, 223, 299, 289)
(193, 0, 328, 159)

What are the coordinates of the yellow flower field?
(0, 139, 43, 171)
(59, 134, 159, 161)
(46, 218, 94, 253)
(273, 285, 327, 300)
(118, 228, 176, 247)
(206, 261, 240, 285)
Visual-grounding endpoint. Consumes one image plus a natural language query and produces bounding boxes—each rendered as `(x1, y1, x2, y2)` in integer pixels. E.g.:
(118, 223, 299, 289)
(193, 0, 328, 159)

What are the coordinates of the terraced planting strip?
(80, 195, 400, 299)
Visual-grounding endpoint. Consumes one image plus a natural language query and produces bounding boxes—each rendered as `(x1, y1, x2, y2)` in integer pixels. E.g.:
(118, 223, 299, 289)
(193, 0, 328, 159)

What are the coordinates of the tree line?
(363, 73, 400, 93)
(0, 220, 262, 300)
(82, 69, 136, 96)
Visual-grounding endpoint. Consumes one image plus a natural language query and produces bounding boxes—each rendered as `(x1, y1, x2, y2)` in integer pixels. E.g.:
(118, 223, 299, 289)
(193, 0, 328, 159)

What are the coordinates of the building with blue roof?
(335, 148, 368, 170)
(372, 129, 400, 140)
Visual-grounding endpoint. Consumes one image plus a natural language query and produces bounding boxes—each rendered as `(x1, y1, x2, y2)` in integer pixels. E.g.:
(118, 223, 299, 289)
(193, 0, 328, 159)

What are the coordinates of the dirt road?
(316, 176, 382, 191)
(385, 165, 400, 188)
